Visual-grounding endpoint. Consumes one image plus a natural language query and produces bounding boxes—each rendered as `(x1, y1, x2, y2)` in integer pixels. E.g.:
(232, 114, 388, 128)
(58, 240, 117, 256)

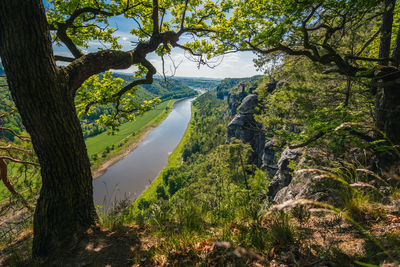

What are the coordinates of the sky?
(53, 15, 262, 79)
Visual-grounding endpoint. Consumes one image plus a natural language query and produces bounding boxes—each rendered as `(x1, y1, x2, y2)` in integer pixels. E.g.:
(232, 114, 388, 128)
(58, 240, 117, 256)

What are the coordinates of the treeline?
(216, 75, 263, 99)
(114, 74, 198, 101)
(170, 76, 221, 89)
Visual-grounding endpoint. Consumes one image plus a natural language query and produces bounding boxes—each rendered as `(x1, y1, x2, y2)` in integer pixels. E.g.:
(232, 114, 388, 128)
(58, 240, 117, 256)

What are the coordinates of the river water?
(92, 97, 194, 207)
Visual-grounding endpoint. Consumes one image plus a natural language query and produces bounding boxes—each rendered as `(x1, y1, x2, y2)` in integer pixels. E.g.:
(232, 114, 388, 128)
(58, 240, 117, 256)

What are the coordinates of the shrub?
(156, 185, 168, 200)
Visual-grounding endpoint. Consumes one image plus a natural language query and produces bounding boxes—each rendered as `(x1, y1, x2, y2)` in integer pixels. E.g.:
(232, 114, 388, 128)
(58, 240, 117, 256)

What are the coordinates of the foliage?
(76, 72, 161, 133)
(255, 57, 373, 156)
(215, 76, 262, 99)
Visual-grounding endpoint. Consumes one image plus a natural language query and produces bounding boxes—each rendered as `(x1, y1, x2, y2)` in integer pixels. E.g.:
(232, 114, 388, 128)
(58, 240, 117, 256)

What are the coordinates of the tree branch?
(66, 30, 180, 93)
(54, 55, 75, 62)
(0, 127, 30, 141)
(345, 55, 393, 62)
(152, 0, 159, 34)
(112, 59, 156, 99)
(0, 158, 34, 212)
(56, 25, 83, 58)
(0, 156, 40, 167)
(181, 0, 190, 30)
(50, 1, 140, 59)
(289, 132, 325, 149)
(355, 28, 381, 57)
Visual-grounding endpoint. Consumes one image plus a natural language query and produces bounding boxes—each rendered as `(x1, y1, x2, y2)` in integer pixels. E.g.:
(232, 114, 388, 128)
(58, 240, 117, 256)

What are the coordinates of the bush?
(138, 199, 150, 210)
(156, 185, 168, 200)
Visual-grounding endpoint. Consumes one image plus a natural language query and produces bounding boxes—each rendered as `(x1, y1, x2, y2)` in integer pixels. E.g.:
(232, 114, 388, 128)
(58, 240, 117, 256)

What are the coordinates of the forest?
(1, 0, 400, 266)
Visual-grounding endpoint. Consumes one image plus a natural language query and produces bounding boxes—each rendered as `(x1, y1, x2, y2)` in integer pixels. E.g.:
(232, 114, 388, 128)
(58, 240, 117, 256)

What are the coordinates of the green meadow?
(85, 100, 173, 157)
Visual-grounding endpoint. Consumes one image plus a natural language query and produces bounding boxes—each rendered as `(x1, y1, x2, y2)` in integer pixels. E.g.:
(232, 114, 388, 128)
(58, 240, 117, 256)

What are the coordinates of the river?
(92, 97, 194, 208)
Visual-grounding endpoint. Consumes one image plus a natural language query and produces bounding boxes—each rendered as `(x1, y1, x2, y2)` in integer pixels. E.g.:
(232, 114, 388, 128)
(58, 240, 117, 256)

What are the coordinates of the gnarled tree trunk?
(0, 0, 97, 258)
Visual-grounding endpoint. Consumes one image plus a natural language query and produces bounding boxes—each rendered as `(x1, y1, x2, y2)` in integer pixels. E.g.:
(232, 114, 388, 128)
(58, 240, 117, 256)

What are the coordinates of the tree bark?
(392, 24, 400, 67)
(378, 0, 395, 66)
(0, 0, 97, 258)
(374, 69, 400, 145)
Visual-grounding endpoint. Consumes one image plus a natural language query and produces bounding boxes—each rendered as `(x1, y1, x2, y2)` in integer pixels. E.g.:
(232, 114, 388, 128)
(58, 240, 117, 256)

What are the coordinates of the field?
(85, 100, 173, 157)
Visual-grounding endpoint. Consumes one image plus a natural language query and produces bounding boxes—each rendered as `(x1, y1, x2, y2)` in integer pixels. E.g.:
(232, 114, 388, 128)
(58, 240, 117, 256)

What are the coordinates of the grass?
(86, 100, 173, 157)
(129, 103, 195, 216)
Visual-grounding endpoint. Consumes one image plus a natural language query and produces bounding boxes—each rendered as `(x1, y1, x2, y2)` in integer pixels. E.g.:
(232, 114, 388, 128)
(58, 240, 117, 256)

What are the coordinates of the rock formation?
(267, 147, 300, 200)
(261, 141, 278, 176)
(227, 83, 247, 116)
(227, 94, 265, 167)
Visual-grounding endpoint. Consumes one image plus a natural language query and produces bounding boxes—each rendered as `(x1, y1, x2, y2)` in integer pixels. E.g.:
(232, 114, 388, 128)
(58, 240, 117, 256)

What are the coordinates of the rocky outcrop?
(227, 83, 247, 116)
(261, 141, 278, 176)
(227, 94, 265, 167)
(272, 170, 327, 204)
(267, 147, 301, 199)
(268, 148, 328, 204)
(225, 79, 326, 205)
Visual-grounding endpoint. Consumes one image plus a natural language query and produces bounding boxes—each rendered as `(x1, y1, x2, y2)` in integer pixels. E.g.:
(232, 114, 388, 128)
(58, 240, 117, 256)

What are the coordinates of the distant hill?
(216, 75, 263, 98)
(113, 73, 198, 101)
(169, 76, 221, 89)
(114, 73, 222, 90)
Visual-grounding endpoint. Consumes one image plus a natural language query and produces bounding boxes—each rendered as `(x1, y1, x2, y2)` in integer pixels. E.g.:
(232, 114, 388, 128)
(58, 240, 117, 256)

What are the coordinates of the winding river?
(92, 97, 194, 207)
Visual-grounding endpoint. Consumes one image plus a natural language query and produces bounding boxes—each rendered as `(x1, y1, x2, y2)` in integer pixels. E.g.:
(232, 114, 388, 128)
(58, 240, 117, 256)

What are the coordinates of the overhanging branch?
(55, 55, 75, 62)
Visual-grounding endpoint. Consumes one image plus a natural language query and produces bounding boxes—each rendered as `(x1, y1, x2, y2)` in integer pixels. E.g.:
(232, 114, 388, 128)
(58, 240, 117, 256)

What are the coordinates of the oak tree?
(0, 0, 213, 258)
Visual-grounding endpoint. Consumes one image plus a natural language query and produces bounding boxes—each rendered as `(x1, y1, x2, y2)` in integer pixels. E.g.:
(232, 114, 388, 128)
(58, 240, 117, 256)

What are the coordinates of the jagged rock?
(261, 140, 278, 176)
(227, 94, 265, 167)
(267, 147, 301, 199)
(227, 83, 248, 116)
(238, 94, 258, 114)
(273, 170, 328, 204)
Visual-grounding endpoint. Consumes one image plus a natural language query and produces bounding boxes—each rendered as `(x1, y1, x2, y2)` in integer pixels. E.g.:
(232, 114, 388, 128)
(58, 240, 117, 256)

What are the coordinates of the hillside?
(170, 76, 221, 89)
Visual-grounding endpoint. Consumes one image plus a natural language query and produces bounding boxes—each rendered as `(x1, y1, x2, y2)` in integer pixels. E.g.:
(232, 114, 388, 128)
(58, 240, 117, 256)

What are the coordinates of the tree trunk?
(378, 0, 395, 66)
(374, 70, 400, 145)
(0, 0, 97, 258)
(392, 24, 400, 68)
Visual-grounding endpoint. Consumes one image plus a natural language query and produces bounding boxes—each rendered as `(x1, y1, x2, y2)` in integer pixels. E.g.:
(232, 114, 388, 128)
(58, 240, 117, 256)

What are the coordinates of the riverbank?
(130, 102, 195, 215)
(89, 99, 177, 179)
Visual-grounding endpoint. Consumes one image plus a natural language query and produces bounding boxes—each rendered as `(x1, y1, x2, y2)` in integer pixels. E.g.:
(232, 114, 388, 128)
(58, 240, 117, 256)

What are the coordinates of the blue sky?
(53, 14, 262, 79)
